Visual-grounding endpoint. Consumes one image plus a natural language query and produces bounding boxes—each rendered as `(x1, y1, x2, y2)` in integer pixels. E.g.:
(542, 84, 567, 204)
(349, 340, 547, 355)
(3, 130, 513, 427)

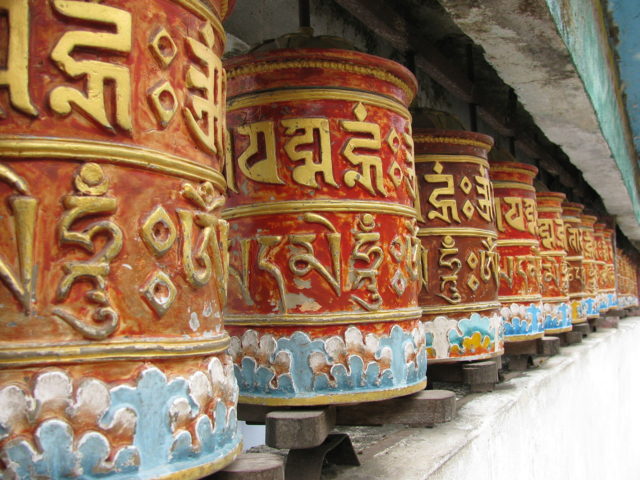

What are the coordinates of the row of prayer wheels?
(2, 9, 640, 477)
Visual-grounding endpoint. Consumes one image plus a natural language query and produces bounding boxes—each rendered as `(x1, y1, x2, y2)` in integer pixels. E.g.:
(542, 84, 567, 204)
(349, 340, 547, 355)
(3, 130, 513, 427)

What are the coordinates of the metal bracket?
(285, 433, 360, 480)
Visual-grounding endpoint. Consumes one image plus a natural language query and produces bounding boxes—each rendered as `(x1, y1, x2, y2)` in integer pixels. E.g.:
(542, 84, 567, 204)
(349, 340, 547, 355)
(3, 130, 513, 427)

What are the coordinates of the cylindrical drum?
(224, 48, 426, 405)
(562, 202, 588, 324)
(580, 214, 600, 318)
(414, 128, 502, 363)
(536, 193, 571, 333)
(593, 223, 609, 313)
(0, 1, 241, 478)
(490, 162, 545, 341)
(602, 227, 618, 311)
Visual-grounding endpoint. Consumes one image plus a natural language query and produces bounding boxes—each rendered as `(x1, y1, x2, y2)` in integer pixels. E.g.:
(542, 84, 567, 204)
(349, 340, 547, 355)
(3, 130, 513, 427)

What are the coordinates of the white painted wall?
(327, 317, 640, 480)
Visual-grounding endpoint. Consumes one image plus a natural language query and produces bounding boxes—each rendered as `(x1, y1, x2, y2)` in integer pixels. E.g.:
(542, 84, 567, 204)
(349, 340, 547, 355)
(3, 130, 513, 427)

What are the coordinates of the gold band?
(421, 300, 501, 315)
(569, 292, 588, 299)
(414, 154, 489, 168)
(0, 334, 230, 368)
(225, 307, 422, 326)
(227, 88, 410, 119)
(537, 207, 563, 213)
(170, 0, 225, 43)
(413, 135, 492, 151)
(497, 239, 539, 247)
(0, 136, 226, 191)
(499, 294, 542, 303)
(541, 296, 570, 303)
(227, 63, 414, 101)
(417, 227, 497, 238)
(505, 332, 545, 342)
(492, 181, 536, 192)
(223, 200, 417, 220)
(565, 256, 584, 261)
(157, 441, 243, 480)
(490, 165, 537, 177)
(539, 250, 567, 256)
(545, 326, 573, 334)
(238, 379, 427, 406)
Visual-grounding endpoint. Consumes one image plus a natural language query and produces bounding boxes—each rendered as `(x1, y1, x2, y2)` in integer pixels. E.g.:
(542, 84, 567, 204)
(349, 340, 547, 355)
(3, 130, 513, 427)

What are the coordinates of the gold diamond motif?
(386, 128, 400, 152)
(141, 206, 177, 256)
(149, 81, 178, 128)
(142, 271, 177, 317)
(150, 27, 177, 68)
(353, 102, 368, 121)
(391, 269, 407, 296)
(459, 176, 472, 194)
(462, 200, 475, 219)
(467, 274, 480, 291)
(388, 161, 403, 187)
(467, 252, 479, 269)
(432, 162, 443, 174)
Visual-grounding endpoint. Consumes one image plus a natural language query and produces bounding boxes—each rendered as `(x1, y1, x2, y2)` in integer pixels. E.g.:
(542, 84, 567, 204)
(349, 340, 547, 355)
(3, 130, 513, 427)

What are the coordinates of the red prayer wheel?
(413, 127, 502, 363)
(0, 0, 241, 477)
(562, 202, 588, 324)
(593, 223, 609, 313)
(536, 192, 571, 333)
(602, 227, 617, 310)
(223, 46, 426, 405)
(580, 214, 600, 318)
(490, 162, 545, 341)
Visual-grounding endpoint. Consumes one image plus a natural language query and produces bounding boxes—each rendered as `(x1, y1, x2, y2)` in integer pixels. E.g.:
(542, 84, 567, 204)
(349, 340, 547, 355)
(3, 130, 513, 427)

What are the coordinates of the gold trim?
(157, 441, 243, 480)
(504, 332, 545, 342)
(0, 137, 226, 191)
(413, 135, 492, 151)
(238, 379, 427, 406)
(541, 296, 570, 303)
(418, 227, 497, 238)
(421, 300, 501, 315)
(0, 335, 230, 368)
(414, 154, 489, 167)
(565, 256, 584, 261)
(490, 165, 537, 177)
(225, 307, 422, 326)
(227, 61, 414, 101)
(569, 292, 588, 299)
(499, 295, 542, 303)
(497, 239, 539, 247)
(545, 326, 573, 334)
(228, 88, 410, 119)
(428, 349, 503, 365)
(170, 0, 225, 43)
(492, 181, 536, 192)
(223, 200, 417, 220)
(539, 250, 567, 256)
(537, 207, 563, 213)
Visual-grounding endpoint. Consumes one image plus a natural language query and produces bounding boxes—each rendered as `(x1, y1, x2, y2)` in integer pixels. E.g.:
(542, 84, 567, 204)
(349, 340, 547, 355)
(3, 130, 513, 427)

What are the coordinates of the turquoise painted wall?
(545, 0, 640, 221)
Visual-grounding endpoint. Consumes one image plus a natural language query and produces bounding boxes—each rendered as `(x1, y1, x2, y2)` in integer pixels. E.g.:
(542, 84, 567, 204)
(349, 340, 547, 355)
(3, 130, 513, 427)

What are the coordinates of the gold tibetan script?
(49, 0, 132, 132)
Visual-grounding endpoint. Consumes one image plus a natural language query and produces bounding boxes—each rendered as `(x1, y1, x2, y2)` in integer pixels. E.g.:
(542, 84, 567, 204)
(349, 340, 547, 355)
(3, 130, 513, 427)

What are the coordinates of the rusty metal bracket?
(285, 433, 360, 480)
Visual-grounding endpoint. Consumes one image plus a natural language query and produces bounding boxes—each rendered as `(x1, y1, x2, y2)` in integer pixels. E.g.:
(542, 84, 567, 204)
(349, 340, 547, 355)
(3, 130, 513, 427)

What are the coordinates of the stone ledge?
(323, 317, 640, 480)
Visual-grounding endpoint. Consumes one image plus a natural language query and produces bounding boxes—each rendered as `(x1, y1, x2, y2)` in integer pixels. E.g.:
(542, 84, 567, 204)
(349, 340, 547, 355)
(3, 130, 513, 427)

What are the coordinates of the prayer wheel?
(580, 214, 600, 318)
(562, 202, 588, 324)
(223, 46, 426, 405)
(413, 125, 503, 363)
(602, 227, 618, 311)
(490, 162, 545, 341)
(536, 193, 571, 333)
(0, 1, 241, 478)
(593, 223, 609, 313)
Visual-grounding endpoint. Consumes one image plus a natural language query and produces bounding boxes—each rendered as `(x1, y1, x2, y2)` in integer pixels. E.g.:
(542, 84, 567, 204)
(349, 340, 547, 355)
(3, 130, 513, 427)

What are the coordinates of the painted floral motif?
(501, 302, 545, 338)
(542, 302, 571, 332)
(423, 312, 502, 360)
(0, 359, 240, 479)
(229, 324, 427, 400)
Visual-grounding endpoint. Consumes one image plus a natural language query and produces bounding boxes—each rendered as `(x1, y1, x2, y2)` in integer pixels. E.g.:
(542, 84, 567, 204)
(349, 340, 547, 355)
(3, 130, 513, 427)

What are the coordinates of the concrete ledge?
(324, 317, 640, 480)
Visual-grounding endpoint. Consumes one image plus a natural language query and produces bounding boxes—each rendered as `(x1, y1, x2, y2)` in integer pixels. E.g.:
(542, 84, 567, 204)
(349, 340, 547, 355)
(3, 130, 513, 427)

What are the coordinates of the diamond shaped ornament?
(142, 271, 177, 317)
